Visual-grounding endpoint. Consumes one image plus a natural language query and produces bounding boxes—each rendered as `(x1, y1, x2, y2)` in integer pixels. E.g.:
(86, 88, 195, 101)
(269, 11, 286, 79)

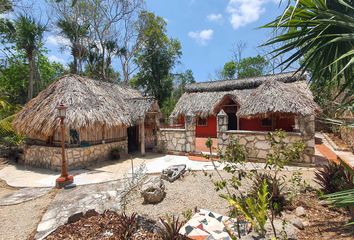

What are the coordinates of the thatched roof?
(13, 75, 158, 140)
(171, 71, 319, 118)
(126, 97, 160, 124)
(237, 80, 320, 118)
(186, 71, 304, 92)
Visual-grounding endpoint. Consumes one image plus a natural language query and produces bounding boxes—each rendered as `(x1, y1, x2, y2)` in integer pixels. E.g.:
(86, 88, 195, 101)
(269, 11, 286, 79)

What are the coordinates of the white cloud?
(207, 13, 223, 23)
(48, 55, 67, 65)
(188, 29, 214, 46)
(226, 0, 277, 30)
(46, 35, 71, 46)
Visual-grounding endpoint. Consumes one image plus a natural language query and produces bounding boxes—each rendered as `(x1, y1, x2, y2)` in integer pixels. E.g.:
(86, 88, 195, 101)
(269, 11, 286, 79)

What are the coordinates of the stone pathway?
(35, 180, 125, 240)
(315, 133, 354, 169)
(0, 187, 51, 206)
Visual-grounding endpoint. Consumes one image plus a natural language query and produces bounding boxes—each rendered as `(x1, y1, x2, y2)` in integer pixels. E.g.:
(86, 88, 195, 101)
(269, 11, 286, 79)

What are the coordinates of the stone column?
(185, 115, 196, 153)
(217, 110, 228, 153)
(169, 116, 176, 126)
(140, 118, 145, 156)
(298, 114, 315, 163)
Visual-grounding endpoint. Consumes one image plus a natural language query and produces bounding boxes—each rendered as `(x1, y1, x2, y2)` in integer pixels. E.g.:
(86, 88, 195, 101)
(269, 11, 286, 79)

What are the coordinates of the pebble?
(295, 206, 306, 217)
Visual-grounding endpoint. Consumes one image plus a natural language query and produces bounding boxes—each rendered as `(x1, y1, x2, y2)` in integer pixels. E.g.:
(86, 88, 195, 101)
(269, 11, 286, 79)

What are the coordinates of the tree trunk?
(102, 45, 106, 80)
(27, 53, 34, 101)
(73, 55, 78, 74)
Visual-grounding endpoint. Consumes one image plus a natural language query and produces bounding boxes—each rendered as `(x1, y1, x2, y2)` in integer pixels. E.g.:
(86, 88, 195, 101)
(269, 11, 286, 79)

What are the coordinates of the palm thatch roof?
(13, 75, 158, 140)
(237, 80, 320, 118)
(126, 97, 160, 124)
(186, 71, 304, 92)
(171, 71, 319, 118)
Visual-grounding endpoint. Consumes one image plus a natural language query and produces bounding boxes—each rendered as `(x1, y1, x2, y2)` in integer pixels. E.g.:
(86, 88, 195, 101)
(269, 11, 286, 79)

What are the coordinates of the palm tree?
(11, 15, 45, 101)
(57, 18, 89, 74)
(262, 0, 354, 105)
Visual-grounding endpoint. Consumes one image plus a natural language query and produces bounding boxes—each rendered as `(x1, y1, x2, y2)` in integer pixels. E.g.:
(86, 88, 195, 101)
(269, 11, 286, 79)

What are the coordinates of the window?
(261, 118, 272, 127)
(197, 117, 207, 126)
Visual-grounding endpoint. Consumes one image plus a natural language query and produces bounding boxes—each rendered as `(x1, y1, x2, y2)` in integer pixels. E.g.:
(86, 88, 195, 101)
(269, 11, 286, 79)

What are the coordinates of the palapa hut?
(13, 74, 160, 170)
(159, 71, 320, 163)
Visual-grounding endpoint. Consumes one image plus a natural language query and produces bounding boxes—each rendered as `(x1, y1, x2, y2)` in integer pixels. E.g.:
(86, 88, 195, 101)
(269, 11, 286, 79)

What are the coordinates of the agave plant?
(160, 215, 187, 240)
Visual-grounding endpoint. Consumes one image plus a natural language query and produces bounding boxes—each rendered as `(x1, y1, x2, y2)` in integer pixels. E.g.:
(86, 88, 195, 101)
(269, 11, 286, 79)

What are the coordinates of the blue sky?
(39, 0, 286, 82)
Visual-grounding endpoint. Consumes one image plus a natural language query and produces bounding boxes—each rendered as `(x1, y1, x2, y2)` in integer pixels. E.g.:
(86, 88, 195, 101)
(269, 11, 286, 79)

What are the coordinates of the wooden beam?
(140, 118, 145, 156)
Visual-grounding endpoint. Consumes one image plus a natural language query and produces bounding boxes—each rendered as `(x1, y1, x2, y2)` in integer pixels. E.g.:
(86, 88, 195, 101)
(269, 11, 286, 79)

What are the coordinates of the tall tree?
(0, 52, 66, 104)
(1, 15, 46, 101)
(133, 11, 181, 104)
(56, 18, 89, 74)
(236, 55, 268, 79)
(87, 0, 142, 80)
(221, 61, 236, 79)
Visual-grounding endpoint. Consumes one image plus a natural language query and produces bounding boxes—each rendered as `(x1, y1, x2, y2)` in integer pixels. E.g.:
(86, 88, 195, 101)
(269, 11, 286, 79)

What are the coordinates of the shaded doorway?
(227, 113, 237, 130)
(127, 126, 139, 153)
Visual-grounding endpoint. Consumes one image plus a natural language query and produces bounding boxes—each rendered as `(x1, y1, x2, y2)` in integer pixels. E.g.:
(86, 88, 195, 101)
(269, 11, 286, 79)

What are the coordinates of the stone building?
(12, 74, 160, 170)
(159, 72, 320, 164)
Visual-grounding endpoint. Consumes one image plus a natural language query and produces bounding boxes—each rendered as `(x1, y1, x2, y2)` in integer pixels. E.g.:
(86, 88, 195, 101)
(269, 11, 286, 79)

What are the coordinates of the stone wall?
(218, 130, 304, 161)
(23, 141, 127, 170)
(217, 113, 315, 164)
(157, 129, 186, 153)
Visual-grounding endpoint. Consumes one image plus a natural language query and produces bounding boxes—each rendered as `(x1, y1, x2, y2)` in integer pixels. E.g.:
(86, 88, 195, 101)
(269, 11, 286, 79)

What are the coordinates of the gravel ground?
(126, 171, 232, 220)
(126, 168, 318, 220)
(0, 190, 57, 240)
(0, 158, 57, 240)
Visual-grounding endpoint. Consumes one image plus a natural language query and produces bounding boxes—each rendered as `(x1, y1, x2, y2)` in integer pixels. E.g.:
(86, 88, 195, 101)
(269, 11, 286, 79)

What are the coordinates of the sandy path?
(0, 190, 56, 240)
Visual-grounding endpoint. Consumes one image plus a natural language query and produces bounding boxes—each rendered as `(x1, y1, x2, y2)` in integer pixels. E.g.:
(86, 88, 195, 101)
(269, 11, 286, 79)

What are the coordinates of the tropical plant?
(250, 173, 286, 216)
(56, 18, 89, 74)
(315, 162, 354, 193)
(160, 215, 187, 240)
(223, 179, 269, 236)
(262, 0, 354, 104)
(322, 159, 354, 225)
(2, 15, 46, 101)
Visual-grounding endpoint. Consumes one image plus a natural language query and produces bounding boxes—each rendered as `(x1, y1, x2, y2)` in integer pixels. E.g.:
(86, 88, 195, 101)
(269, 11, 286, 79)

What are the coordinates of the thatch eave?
(12, 74, 147, 140)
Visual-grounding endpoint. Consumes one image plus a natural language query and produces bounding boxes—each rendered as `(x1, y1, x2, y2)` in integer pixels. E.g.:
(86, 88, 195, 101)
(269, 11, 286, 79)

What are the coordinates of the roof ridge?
(189, 71, 301, 86)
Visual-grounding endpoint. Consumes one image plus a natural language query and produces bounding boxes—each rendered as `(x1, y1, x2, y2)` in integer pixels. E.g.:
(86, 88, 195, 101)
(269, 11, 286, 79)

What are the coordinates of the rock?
(302, 221, 310, 227)
(161, 164, 186, 182)
(291, 218, 304, 230)
(295, 206, 306, 217)
(67, 212, 83, 224)
(265, 219, 299, 239)
(84, 209, 99, 218)
(141, 176, 165, 204)
(318, 200, 329, 206)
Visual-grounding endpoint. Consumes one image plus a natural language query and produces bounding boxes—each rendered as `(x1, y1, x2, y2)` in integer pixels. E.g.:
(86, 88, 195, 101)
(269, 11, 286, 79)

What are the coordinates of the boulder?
(295, 206, 306, 217)
(161, 164, 186, 182)
(141, 176, 165, 204)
